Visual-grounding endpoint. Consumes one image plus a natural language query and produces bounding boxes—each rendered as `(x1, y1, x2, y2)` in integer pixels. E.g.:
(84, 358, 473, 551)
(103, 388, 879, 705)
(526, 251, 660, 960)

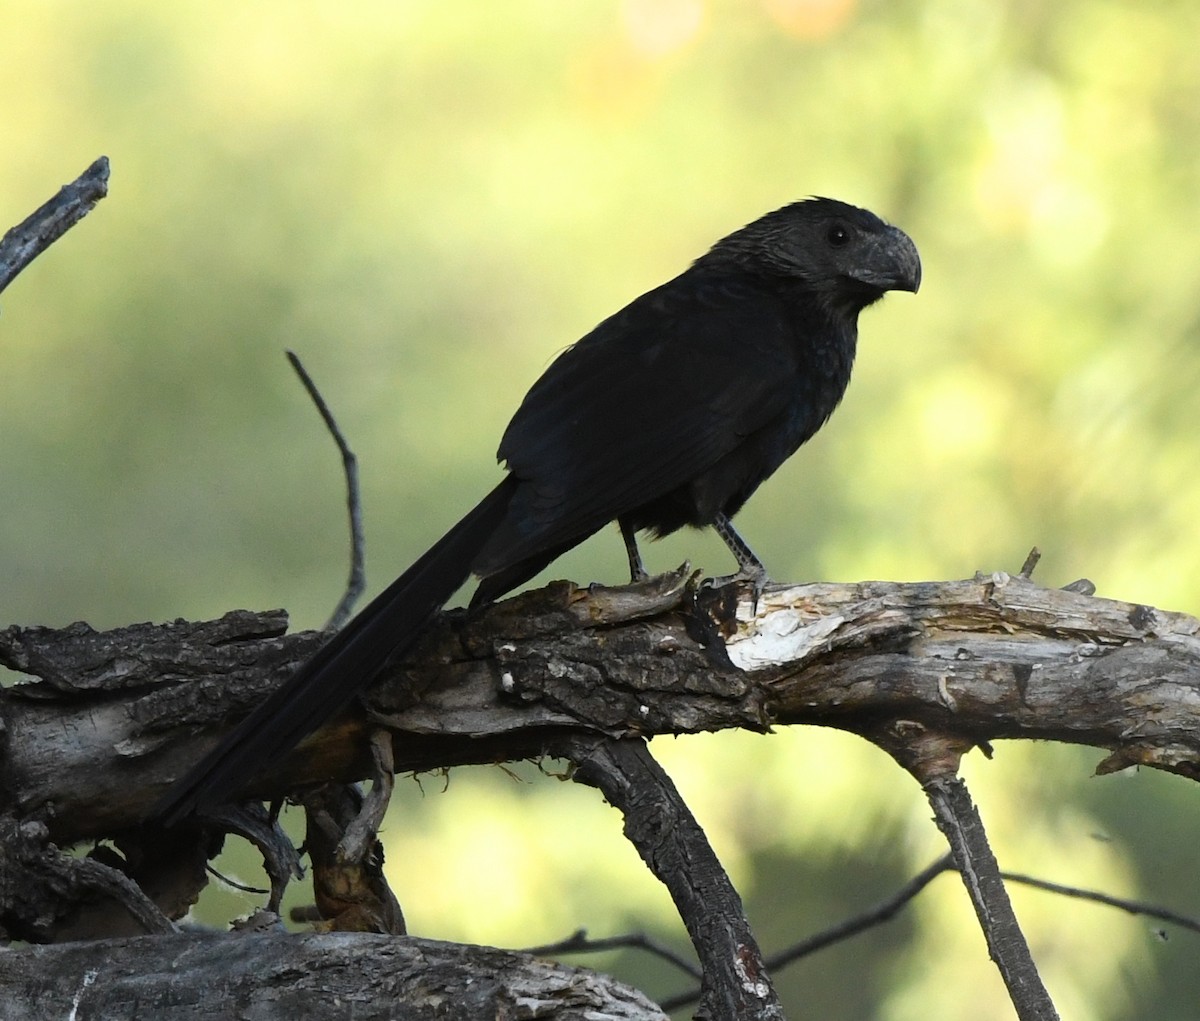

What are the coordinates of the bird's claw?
(700, 565, 769, 613)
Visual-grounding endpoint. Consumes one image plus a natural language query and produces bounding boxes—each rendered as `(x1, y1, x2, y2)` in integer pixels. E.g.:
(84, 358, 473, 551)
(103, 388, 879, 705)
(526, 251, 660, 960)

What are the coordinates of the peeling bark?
(3, 572, 1196, 847)
(3, 570, 1197, 1017)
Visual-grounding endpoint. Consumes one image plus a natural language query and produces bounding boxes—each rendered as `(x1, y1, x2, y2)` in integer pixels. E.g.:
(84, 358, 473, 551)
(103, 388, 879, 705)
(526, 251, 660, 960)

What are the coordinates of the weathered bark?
(3, 571, 1197, 847)
(3, 569, 1198, 1017)
(0, 156, 109, 296)
(0, 932, 667, 1021)
(924, 776, 1060, 1021)
(556, 735, 782, 1021)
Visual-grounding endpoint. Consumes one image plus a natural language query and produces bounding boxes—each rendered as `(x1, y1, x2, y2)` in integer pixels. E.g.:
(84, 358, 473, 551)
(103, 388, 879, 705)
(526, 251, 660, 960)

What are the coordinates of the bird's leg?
(618, 517, 650, 583)
(706, 511, 769, 608)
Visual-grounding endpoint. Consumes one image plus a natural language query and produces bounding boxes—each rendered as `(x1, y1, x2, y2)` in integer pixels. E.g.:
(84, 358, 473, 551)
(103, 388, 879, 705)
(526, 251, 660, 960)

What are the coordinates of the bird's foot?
(701, 563, 770, 613)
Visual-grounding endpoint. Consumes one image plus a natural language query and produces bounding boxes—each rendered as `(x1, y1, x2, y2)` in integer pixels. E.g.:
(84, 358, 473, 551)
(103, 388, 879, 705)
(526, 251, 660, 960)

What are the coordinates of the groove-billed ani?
(156, 197, 920, 823)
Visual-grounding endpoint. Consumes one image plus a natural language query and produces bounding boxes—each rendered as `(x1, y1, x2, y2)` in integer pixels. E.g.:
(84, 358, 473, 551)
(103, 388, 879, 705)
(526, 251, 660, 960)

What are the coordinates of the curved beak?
(854, 225, 922, 294)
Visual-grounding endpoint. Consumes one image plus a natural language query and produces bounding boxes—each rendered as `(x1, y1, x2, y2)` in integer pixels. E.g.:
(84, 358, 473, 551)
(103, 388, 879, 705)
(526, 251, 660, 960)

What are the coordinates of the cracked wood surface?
(2, 571, 1198, 846)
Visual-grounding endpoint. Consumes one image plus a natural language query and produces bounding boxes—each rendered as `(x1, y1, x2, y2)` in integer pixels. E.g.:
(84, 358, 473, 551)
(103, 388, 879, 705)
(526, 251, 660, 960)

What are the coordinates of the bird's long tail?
(154, 476, 518, 825)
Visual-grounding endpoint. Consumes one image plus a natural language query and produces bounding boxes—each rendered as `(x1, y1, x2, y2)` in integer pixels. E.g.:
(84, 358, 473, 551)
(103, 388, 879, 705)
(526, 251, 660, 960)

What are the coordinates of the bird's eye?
(827, 224, 850, 247)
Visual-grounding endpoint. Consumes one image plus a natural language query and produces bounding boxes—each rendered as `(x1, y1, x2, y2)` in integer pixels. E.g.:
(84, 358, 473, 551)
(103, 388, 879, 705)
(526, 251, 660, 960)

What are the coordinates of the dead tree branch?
(0, 931, 667, 1021)
(0, 156, 109, 296)
(3, 570, 1198, 1015)
(554, 734, 782, 1021)
(285, 349, 366, 631)
(3, 571, 1197, 846)
(924, 775, 1059, 1021)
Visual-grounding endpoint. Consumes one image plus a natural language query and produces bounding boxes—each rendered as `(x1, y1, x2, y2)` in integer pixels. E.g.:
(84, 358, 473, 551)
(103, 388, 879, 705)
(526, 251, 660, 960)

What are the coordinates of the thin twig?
(1002, 870, 1200, 936)
(659, 854, 954, 1013)
(285, 350, 366, 630)
(0, 156, 110, 296)
(201, 803, 304, 914)
(1019, 547, 1041, 579)
(637, 851, 1200, 1014)
(204, 864, 269, 896)
(766, 853, 954, 970)
(522, 927, 702, 980)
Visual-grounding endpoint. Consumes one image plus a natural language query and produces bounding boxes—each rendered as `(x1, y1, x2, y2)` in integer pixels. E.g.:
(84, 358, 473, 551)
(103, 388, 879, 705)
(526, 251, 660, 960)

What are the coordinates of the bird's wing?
(478, 269, 806, 567)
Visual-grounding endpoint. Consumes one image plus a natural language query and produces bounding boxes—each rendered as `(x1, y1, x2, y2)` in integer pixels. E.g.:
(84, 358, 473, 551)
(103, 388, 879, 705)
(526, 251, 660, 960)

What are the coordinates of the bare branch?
(555, 735, 783, 1021)
(1002, 870, 1200, 937)
(0, 157, 109, 296)
(924, 776, 1059, 1021)
(5, 574, 1200, 846)
(194, 802, 303, 914)
(521, 928, 702, 980)
(285, 350, 366, 630)
(768, 852, 954, 969)
(662, 854, 955, 1012)
(4, 574, 1199, 1012)
(0, 813, 178, 942)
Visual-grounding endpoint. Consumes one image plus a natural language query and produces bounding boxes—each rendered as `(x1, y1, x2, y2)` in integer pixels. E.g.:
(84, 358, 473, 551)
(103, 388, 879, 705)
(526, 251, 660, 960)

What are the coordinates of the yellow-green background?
(3, 1, 1199, 1017)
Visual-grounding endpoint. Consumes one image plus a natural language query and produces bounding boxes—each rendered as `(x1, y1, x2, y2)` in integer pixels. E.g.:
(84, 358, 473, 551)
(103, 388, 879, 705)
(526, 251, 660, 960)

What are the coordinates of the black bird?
(156, 197, 920, 824)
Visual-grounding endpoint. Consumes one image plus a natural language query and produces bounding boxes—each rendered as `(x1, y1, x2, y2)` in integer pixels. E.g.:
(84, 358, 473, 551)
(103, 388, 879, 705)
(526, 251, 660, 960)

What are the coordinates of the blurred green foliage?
(3, 1, 1199, 1017)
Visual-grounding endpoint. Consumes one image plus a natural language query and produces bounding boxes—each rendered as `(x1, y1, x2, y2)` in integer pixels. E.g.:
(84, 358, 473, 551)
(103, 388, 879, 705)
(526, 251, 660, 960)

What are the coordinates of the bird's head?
(708, 197, 921, 313)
